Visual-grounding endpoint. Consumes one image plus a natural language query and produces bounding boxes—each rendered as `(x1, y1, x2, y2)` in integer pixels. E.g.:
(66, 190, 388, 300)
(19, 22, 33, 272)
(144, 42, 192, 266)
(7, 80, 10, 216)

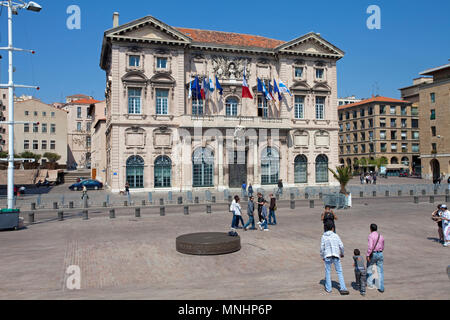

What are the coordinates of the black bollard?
(69, 201, 74, 209)
(109, 209, 116, 219)
(53, 202, 58, 210)
(28, 213, 34, 224)
(124, 201, 128, 207)
(414, 196, 419, 204)
(290, 200, 295, 210)
(212, 196, 216, 203)
(398, 190, 402, 197)
(31, 203, 36, 211)
(410, 190, 414, 196)
(290, 193, 295, 201)
(434, 189, 438, 195)
(430, 196, 435, 204)
(194, 197, 199, 204)
(184, 206, 189, 215)
(228, 195, 232, 203)
(422, 190, 426, 196)
(160, 206, 165, 216)
(373, 191, 377, 197)
(135, 207, 141, 218)
(360, 192, 364, 198)
(206, 205, 212, 214)
(160, 199, 164, 206)
(178, 197, 183, 205)
(82, 210, 88, 220)
(103, 202, 107, 208)
(305, 193, 309, 200)
(310, 200, 315, 208)
(319, 193, 323, 200)
(385, 191, 390, 197)
(58, 211, 64, 221)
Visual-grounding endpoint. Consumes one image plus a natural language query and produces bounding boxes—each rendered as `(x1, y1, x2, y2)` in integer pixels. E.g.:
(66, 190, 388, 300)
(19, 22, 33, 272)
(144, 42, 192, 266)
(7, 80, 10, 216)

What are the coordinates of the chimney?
(113, 12, 119, 28)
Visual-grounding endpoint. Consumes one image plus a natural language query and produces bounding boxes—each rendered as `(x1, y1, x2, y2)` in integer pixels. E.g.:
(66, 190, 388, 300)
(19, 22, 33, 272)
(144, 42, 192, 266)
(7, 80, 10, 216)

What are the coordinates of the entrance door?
(229, 150, 247, 188)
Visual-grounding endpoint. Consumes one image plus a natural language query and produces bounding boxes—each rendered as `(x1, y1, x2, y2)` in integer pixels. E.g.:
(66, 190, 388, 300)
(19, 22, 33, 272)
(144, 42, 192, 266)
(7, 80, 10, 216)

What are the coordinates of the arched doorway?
(154, 156, 171, 188)
(261, 147, 280, 185)
(316, 154, 329, 183)
(126, 155, 144, 189)
(193, 148, 214, 187)
(430, 159, 440, 182)
(391, 157, 399, 165)
(294, 155, 308, 184)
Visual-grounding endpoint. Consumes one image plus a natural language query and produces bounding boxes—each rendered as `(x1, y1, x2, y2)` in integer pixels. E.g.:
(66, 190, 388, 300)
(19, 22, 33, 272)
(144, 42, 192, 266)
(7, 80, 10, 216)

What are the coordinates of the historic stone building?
(338, 96, 420, 175)
(100, 14, 344, 192)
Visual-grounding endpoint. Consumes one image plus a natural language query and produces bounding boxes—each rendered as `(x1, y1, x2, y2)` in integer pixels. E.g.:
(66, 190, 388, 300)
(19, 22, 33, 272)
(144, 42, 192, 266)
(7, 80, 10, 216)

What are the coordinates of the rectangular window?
(380, 131, 386, 140)
(368, 119, 373, 128)
(294, 96, 304, 119)
(129, 55, 140, 67)
(128, 88, 142, 114)
(346, 146, 350, 153)
(361, 132, 366, 141)
(77, 107, 82, 118)
(432, 143, 437, 153)
(402, 143, 408, 152)
(24, 124, 29, 133)
(411, 107, 418, 116)
(369, 131, 374, 141)
(430, 109, 436, 120)
(391, 143, 397, 151)
(294, 67, 304, 78)
(339, 124, 343, 132)
(192, 98, 204, 116)
(157, 57, 167, 69)
(86, 122, 91, 132)
(368, 107, 373, 115)
(156, 89, 169, 115)
(42, 112, 47, 117)
(390, 106, 396, 115)
(431, 126, 436, 137)
(411, 119, 419, 128)
(315, 97, 325, 120)
(50, 140, 56, 150)
(41, 123, 47, 133)
(258, 96, 268, 118)
(391, 131, 397, 140)
(41, 140, 47, 150)
(360, 109, 365, 117)
(51, 112, 55, 118)
(33, 140, 38, 150)
(353, 110, 357, 118)
(77, 122, 82, 132)
(360, 120, 365, 129)
(33, 123, 39, 133)
(401, 106, 407, 115)
(369, 143, 374, 153)
(51, 124, 56, 134)
(346, 123, 350, 131)
(380, 143, 387, 152)
(86, 136, 91, 148)
(346, 134, 350, 143)
(380, 118, 386, 128)
(354, 145, 358, 153)
(401, 119, 407, 128)
(34, 111, 38, 116)
(430, 92, 435, 103)
(361, 144, 366, 153)
(380, 105, 386, 114)
(401, 131, 407, 140)
(412, 144, 419, 153)
(25, 111, 29, 116)
(24, 140, 29, 150)
(353, 133, 358, 142)
(390, 118, 397, 128)
(316, 68, 324, 79)
(412, 131, 419, 140)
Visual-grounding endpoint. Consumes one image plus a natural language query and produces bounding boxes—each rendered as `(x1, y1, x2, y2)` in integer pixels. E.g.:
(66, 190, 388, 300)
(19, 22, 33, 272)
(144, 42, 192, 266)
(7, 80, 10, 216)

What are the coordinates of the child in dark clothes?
(353, 249, 367, 296)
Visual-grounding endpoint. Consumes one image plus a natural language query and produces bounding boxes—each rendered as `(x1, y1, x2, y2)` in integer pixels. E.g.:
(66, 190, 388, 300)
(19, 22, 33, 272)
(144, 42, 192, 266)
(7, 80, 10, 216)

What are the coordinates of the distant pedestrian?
(353, 249, 367, 296)
(440, 204, 450, 247)
(125, 181, 130, 195)
(431, 204, 444, 244)
(242, 182, 247, 197)
(277, 180, 284, 196)
(259, 200, 269, 231)
(321, 205, 337, 233)
(360, 173, 364, 185)
(230, 196, 237, 229)
(81, 185, 89, 200)
(320, 220, 349, 295)
(244, 196, 257, 231)
(257, 192, 265, 223)
(248, 184, 254, 198)
(234, 196, 244, 229)
(365, 175, 369, 184)
(373, 173, 377, 185)
(366, 224, 385, 292)
(268, 193, 277, 225)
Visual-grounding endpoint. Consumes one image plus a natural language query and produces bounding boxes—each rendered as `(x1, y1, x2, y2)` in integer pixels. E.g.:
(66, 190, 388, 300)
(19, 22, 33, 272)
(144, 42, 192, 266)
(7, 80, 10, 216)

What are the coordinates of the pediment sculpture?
(212, 56, 251, 80)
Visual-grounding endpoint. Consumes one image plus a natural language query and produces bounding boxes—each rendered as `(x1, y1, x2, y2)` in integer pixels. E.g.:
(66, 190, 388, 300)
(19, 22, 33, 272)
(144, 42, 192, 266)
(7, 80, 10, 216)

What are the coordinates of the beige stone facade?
(100, 14, 344, 192)
(88, 101, 107, 183)
(338, 97, 420, 174)
(13, 99, 67, 164)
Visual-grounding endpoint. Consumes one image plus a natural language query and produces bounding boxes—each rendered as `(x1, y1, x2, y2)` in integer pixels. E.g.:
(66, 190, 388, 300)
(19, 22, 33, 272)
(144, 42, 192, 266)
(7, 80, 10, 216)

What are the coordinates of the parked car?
(69, 179, 103, 191)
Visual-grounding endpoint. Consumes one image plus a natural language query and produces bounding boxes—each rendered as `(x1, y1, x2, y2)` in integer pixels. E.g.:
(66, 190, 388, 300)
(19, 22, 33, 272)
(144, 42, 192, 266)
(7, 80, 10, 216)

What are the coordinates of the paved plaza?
(0, 197, 449, 300)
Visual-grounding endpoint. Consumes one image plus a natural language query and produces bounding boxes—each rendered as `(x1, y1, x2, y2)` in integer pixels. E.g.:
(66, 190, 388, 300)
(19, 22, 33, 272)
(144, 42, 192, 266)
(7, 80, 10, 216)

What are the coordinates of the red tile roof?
(338, 96, 410, 110)
(71, 99, 103, 105)
(174, 27, 285, 49)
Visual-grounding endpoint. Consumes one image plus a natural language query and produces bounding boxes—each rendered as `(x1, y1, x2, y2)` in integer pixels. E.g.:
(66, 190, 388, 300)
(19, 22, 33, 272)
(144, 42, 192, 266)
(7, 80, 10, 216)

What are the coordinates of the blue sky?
(0, 0, 449, 104)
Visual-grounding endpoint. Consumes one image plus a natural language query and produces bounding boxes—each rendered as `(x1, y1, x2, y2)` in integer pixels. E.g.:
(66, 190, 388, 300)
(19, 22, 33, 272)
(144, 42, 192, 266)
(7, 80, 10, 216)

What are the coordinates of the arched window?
(401, 157, 410, 166)
(261, 147, 280, 185)
(225, 97, 239, 117)
(193, 148, 214, 187)
(126, 155, 144, 189)
(294, 155, 308, 183)
(154, 156, 171, 188)
(316, 154, 329, 183)
(391, 157, 399, 165)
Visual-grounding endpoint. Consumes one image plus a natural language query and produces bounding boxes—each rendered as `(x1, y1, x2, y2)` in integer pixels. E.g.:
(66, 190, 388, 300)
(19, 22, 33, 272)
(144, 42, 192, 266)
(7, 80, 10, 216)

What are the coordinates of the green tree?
(329, 166, 352, 194)
(43, 152, 61, 163)
(19, 152, 41, 162)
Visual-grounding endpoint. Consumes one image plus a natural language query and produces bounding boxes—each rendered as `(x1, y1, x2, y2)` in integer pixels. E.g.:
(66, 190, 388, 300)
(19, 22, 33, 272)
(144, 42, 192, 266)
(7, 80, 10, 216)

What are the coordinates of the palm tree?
(329, 166, 352, 194)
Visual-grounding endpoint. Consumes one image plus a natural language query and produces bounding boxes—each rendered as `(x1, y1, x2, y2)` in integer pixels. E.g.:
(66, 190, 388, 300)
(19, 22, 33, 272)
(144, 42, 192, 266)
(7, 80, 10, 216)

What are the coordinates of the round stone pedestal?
(176, 232, 241, 256)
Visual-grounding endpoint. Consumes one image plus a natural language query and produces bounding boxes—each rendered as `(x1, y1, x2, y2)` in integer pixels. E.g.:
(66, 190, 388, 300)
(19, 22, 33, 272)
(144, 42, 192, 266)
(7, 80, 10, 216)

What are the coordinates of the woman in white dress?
(440, 204, 450, 247)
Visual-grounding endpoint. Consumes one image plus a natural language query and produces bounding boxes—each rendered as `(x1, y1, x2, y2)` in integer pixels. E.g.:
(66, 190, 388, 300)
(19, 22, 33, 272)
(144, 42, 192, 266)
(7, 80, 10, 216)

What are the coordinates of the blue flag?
(192, 76, 202, 100)
(273, 80, 282, 101)
(215, 76, 223, 95)
(257, 78, 264, 93)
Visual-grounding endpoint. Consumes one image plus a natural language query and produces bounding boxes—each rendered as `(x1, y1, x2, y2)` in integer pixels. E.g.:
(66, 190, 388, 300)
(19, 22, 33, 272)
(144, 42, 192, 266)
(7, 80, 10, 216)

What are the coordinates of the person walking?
(259, 200, 269, 231)
(125, 181, 130, 195)
(234, 196, 244, 229)
(440, 204, 450, 247)
(320, 220, 349, 295)
(230, 196, 237, 229)
(247, 183, 254, 198)
(257, 192, 265, 224)
(360, 173, 364, 185)
(366, 224, 385, 292)
(244, 196, 257, 231)
(268, 193, 277, 225)
(277, 179, 284, 196)
(321, 206, 337, 233)
(431, 204, 444, 244)
(373, 173, 377, 185)
(241, 182, 247, 197)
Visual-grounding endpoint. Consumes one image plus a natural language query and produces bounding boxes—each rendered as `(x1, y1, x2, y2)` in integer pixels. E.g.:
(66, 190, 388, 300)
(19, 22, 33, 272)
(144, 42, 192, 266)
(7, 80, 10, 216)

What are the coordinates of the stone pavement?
(0, 198, 449, 300)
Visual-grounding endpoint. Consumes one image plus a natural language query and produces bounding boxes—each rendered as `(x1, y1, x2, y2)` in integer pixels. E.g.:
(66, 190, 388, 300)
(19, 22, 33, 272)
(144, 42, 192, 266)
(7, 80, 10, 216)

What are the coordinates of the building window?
(431, 126, 436, 137)
(380, 131, 386, 140)
(258, 96, 268, 118)
(315, 154, 329, 183)
(401, 106, 407, 115)
(77, 122, 82, 132)
(390, 118, 397, 128)
(339, 124, 343, 132)
(86, 122, 91, 132)
(34, 111, 38, 116)
(156, 89, 169, 115)
(86, 136, 91, 148)
(360, 120, 365, 129)
(77, 107, 82, 118)
(402, 143, 408, 153)
(430, 109, 436, 120)
(345, 112, 350, 120)
(126, 155, 144, 189)
(353, 110, 357, 118)
(401, 131, 407, 140)
(390, 106, 396, 115)
(154, 156, 172, 188)
(430, 92, 435, 103)
(368, 119, 373, 128)
(315, 97, 325, 120)
(339, 113, 343, 121)
(391, 143, 397, 152)
(42, 112, 47, 117)
(24, 124, 29, 133)
(346, 134, 350, 143)
(25, 111, 29, 116)
(33, 140, 38, 150)
(353, 145, 358, 153)
(353, 133, 358, 142)
(346, 145, 351, 153)
(225, 97, 239, 117)
(315, 68, 324, 79)
(192, 98, 203, 116)
(412, 144, 419, 153)
(432, 143, 437, 153)
(129, 55, 140, 67)
(369, 131, 374, 141)
(346, 123, 350, 131)
(368, 107, 373, 115)
(411, 107, 418, 116)
(412, 131, 419, 140)
(24, 140, 29, 150)
(411, 119, 419, 128)
(361, 132, 366, 141)
(33, 123, 39, 133)
(391, 131, 397, 140)
(380, 118, 386, 128)
(353, 122, 357, 130)
(50, 140, 56, 150)
(401, 119, 407, 128)
(380, 105, 386, 114)
(380, 143, 387, 152)
(41, 123, 47, 133)
(401, 157, 410, 166)
(51, 124, 56, 134)
(369, 143, 374, 153)
(361, 144, 366, 153)
(51, 112, 55, 117)
(156, 57, 168, 69)
(128, 88, 142, 114)
(294, 155, 308, 184)
(360, 109, 365, 117)
(294, 96, 304, 119)
(192, 148, 214, 187)
(41, 140, 47, 150)
(261, 147, 280, 185)
(294, 67, 304, 78)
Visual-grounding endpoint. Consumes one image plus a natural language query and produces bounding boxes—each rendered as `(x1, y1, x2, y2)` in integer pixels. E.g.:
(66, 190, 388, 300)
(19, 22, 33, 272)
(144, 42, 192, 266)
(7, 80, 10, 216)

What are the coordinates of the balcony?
(179, 115, 292, 130)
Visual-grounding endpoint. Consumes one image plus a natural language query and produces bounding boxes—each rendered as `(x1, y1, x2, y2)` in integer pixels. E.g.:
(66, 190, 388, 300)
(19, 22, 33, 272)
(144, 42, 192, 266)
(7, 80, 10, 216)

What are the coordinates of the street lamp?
(0, 0, 42, 210)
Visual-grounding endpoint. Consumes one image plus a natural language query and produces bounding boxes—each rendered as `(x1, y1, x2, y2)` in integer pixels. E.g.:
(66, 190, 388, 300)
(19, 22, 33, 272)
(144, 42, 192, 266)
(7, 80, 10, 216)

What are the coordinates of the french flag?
(242, 70, 253, 99)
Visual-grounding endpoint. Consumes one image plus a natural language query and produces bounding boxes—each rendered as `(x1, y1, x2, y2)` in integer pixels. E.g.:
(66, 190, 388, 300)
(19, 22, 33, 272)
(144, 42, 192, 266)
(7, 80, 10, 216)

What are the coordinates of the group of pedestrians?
(431, 204, 450, 247)
(241, 181, 284, 198)
(230, 192, 278, 232)
(360, 172, 377, 185)
(320, 206, 385, 296)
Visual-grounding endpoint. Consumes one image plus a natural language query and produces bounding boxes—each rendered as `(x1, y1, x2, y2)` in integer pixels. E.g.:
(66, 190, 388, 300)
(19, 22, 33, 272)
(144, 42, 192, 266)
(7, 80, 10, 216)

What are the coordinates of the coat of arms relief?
(212, 56, 251, 81)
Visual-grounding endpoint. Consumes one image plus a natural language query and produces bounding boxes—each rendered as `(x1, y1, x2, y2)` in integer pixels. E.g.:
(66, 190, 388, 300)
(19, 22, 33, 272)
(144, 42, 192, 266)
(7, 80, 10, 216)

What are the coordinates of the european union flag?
(215, 76, 223, 96)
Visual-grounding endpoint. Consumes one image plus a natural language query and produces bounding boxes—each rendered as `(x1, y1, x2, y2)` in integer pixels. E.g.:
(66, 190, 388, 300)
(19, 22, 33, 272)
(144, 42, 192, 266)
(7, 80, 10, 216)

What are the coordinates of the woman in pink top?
(366, 224, 385, 293)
